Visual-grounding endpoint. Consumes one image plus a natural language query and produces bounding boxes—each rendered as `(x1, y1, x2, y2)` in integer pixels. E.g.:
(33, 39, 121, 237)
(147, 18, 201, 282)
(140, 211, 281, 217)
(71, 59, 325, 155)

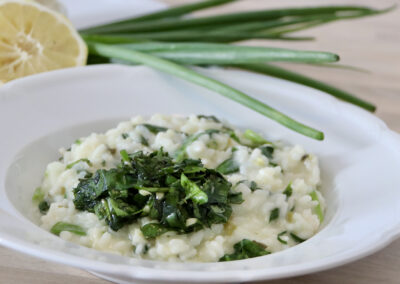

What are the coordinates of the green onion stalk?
(80, 0, 394, 140)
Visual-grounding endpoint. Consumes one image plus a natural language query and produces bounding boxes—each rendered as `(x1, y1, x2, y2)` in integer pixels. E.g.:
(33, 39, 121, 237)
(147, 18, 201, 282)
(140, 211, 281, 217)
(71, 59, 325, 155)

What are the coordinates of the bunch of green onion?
(80, 0, 392, 140)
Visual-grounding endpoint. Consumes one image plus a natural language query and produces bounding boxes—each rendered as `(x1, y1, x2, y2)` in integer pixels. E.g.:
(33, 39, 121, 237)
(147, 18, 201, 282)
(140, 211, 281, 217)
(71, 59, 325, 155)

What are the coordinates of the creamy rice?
(36, 114, 324, 262)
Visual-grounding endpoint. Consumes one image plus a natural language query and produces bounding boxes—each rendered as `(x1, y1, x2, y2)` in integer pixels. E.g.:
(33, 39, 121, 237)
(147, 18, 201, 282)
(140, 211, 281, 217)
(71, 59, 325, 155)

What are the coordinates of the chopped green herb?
(181, 173, 208, 205)
(243, 129, 271, 147)
(101, 160, 106, 167)
(66, 158, 92, 169)
(197, 115, 220, 123)
(140, 135, 149, 146)
(269, 208, 280, 222)
(290, 232, 306, 243)
(74, 139, 82, 145)
(249, 181, 258, 191)
(140, 124, 168, 134)
(259, 145, 274, 160)
(50, 222, 86, 236)
(310, 190, 324, 222)
(283, 183, 293, 198)
(38, 201, 50, 214)
(32, 187, 44, 202)
(73, 149, 239, 233)
(141, 223, 169, 239)
(121, 133, 129, 139)
(277, 231, 288, 244)
(219, 239, 270, 261)
(216, 156, 239, 175)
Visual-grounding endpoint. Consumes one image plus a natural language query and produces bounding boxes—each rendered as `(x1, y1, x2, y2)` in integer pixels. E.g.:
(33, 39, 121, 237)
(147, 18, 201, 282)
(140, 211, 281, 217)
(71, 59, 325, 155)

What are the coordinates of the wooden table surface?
(1, 0, 399, 283)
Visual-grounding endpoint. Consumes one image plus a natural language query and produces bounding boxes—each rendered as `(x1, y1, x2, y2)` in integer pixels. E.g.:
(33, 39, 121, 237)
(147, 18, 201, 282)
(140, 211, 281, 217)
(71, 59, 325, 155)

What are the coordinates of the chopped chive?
(283, 183, 293, 198)
(269, 208, 280, 222)
(66, 158, 92, 169)
(80, 6, 379, 34)
(81, 0, 236, 33)
(50, 222, 86, 236)
(277, 231, 288, 244)
(140, 135, 149, 146)
(121, 133, 129, 139)
(290, 232, 306, 243)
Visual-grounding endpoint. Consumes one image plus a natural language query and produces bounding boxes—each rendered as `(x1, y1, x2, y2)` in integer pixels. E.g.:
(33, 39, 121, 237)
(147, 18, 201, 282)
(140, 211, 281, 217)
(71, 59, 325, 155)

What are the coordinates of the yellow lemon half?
(0, 0, 87, 83)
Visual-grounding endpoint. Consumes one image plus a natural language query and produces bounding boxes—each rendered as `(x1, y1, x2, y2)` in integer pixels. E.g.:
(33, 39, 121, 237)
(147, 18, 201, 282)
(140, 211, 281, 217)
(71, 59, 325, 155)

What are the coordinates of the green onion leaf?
(235, 63, 376, 112)
(140, 123, 168, 134)
(283, 183, 293, 198)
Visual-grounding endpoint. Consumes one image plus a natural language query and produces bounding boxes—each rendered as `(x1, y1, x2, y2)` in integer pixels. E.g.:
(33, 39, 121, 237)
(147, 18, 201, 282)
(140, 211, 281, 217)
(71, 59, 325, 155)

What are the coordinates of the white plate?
(1, 64, 400, 284)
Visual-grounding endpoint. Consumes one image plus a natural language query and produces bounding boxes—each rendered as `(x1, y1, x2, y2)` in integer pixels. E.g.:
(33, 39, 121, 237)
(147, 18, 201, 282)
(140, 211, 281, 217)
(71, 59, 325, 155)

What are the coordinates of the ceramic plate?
(1, 64, 400, 284)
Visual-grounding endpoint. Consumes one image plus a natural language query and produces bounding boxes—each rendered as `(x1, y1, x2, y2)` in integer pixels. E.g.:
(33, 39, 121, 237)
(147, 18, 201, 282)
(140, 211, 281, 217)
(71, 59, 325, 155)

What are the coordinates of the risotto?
(33, 114, 324, 262)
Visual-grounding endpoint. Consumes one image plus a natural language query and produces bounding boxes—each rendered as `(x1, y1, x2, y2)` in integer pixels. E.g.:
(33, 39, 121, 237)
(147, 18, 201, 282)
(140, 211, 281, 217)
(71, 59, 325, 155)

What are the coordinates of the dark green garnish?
(269, 208, 280, 222)
(122, 133, 129, 139)
(73, 149, 241, 233)
(249, 181, 258, 191)
(277, 231, 288, 244)
(66, 158, 92, 169)
(140, 135, 149, 146)
(219, 239, 270, 261)
(216, 156, 239, 175)
(283, 183, 293, 198)
(140, 124, 168, 134)
(259, 145, 274, 160)
(50, 222, 86, 236)
(38, 201, 50, 214)
(140, 223, 170, 239)
(290, 233, 306, 243)
(101, 160, 107, 167)
(197, 115, 220, 123)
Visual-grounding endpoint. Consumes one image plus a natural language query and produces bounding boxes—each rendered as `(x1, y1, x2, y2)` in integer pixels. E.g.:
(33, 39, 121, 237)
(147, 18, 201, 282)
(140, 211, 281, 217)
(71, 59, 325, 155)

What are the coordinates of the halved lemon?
(0, 0, 87, 83)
